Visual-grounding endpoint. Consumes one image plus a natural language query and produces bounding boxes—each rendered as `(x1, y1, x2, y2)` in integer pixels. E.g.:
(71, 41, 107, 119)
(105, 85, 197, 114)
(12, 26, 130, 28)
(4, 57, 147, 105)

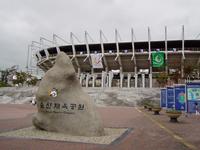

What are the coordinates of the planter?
(152, 107, 162, 115)
(166, 111, 182, 122)
(147, 105, 152, 111)
(144, 105, 148, 109)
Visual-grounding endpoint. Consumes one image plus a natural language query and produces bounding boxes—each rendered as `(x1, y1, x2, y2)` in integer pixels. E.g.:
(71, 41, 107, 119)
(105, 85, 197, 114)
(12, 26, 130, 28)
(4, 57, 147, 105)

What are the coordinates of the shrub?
(166, 109, 182, 114)
(156, 72, 168, 87)
(0, 81, 10, 87)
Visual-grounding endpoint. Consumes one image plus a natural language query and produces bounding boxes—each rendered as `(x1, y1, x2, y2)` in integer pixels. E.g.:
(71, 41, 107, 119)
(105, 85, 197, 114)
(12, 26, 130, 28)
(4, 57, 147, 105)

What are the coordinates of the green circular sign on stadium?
(151, 52, 165, 67)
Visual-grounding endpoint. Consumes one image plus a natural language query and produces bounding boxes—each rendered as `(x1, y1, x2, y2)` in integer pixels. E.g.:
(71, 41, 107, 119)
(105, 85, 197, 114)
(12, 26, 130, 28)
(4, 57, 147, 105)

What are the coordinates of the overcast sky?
(0, 0, 200, 70)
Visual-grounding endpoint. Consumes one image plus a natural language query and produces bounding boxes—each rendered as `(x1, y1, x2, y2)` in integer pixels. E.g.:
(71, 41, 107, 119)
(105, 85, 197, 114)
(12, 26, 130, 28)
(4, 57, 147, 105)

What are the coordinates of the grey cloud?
(0, 0, 200, 70)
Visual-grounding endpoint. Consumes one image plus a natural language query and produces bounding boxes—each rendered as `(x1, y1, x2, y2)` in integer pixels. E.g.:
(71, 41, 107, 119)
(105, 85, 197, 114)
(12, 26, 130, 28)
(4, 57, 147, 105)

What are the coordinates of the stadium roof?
(38, 40, 200, 57)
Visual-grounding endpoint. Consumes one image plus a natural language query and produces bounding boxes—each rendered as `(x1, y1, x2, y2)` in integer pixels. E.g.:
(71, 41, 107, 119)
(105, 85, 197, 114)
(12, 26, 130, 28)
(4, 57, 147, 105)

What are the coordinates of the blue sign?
(187, 101, 200, 113)
(160, 89, 166, 107)
(174, 85, 186, 111)
(167, 87, 174, 108)
(186, 82, 200, 113)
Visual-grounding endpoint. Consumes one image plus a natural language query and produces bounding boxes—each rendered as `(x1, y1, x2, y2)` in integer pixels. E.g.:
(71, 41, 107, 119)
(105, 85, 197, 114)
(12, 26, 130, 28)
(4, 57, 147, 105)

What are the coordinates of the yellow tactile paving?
(136, 107, 197, 150)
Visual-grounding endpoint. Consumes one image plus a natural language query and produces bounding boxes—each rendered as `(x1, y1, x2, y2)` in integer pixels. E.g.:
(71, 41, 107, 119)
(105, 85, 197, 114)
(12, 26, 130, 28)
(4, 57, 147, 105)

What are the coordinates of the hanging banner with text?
(174, 85, 186, 111)
(91, 53, 103, 69)
(151, 52, 165, 68)
(186, 82, 200, 113)
(160, 88, 167, 108)
(167, 87, 174, 108)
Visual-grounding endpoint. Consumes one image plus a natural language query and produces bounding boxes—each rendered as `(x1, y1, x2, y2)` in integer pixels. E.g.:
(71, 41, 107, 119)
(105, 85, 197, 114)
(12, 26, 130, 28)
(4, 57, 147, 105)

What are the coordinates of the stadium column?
(53, 34, 70, 53)
(135, 66, 138, 88)
(181, 59, 185, 78)
(108, 71, 113, 87)
(165, 26, 168, 74)
(131, 28, 137, 88)
(149, 68, 152, 88)
(86, 73, 90, 88)
(101, 71, 106, 88)
(142, 74, 145, 88)
(31, 41, 42, 62)
(100, 30, 108, 72)
(197, 59, 200, 78)
(115, 29, 123, 73)
(78, 68, 81, 79)
(40, 37, 50, 60)
(181, 25, 185, 78)
(148, 27, 153, 88)
(127, 73, 131, 88)
(70, 32, 81, 75)
(26, 45, 31, 72)
(84, 31, 93, 74)
(44, 49, 49, 60)
(92, 74, 97, 87)
(79, 73, 84, 86)
(52, 34, 61, 54)
(120, 73, 124, 88)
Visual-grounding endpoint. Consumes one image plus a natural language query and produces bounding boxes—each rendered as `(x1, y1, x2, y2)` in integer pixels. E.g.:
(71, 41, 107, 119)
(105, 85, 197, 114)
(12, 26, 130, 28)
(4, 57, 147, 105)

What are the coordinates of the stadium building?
(29, 26, 200, 88)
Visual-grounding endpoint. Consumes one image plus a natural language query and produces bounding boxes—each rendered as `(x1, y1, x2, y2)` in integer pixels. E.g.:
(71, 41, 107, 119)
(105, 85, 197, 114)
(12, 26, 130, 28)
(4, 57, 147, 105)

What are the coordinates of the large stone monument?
(32, 52, 105, 136)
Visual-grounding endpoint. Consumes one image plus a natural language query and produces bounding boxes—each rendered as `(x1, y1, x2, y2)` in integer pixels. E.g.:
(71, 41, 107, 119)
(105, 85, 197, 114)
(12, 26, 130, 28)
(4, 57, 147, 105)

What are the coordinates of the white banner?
(90, 53, 103, 69)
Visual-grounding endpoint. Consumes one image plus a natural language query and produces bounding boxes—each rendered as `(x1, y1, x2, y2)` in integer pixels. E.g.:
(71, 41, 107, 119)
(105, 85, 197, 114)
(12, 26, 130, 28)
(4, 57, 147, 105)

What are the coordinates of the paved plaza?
(0, 104, 199, 150)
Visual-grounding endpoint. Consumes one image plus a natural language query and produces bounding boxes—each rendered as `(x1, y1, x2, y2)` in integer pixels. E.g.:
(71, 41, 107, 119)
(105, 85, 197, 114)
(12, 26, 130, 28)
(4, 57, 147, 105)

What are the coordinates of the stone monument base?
(0, 127, 131, 145)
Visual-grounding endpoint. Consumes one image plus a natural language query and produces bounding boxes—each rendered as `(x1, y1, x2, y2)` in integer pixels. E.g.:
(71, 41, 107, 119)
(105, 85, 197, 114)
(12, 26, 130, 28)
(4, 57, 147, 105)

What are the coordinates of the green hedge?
(0, 81, 10, 87)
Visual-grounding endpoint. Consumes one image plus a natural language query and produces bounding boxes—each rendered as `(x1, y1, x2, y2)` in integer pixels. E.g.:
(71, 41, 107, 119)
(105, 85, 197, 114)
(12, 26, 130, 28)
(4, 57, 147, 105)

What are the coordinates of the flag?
(151, 52, 165, 67)
(90, 53, 103, 69)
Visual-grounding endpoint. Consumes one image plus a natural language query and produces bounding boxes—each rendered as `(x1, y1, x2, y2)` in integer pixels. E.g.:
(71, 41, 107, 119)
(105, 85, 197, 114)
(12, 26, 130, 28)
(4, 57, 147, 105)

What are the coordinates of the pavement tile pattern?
(0, 104, 199, 150)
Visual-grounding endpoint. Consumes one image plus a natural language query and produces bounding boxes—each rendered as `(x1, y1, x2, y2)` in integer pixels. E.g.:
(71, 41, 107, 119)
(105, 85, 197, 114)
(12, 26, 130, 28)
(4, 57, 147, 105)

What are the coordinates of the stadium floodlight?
(124, 50, 128, 53)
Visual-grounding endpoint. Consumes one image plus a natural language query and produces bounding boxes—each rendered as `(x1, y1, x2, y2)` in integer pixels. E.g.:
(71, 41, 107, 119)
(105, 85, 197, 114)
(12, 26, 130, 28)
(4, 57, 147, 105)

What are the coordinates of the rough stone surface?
(0, 87, 37, 104)
(32, 52, 105, 136)
(0, 87, 160, 106)
(86, 88, 160, 107)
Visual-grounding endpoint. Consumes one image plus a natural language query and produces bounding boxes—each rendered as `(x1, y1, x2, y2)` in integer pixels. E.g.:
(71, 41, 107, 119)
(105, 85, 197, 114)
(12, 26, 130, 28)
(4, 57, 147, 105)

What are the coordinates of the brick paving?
(0, 104, 198, 150)
(140, 107, 200, 149)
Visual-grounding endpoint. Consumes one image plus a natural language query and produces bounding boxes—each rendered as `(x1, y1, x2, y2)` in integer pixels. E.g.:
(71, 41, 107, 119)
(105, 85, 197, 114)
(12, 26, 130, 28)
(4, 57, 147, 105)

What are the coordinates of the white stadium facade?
(29, 26, 200, 88)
